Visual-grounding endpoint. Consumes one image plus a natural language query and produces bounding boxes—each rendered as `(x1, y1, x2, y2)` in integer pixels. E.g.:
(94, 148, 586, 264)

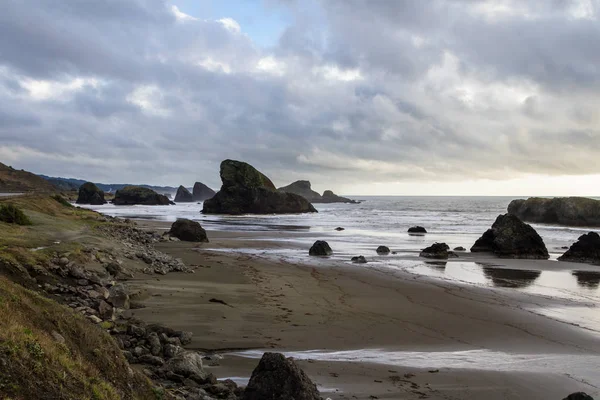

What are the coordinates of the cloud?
(0, 0, 599, 193)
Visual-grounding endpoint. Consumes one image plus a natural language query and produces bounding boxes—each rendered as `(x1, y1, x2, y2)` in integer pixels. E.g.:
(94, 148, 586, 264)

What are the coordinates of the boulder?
(563, 393, 594, 400)
(97, 300, 114, 320)
(163, 351, 213, 383)
(420, 243, 454, 259)
(76, 182, 106, 205)
(558, 232, 600, 264)
(113, 186, 172, 206)
(169, 219, 209, 242)
(243, 352, 321, 400)
(376, 246, 391, 254)
(454, 246, 466, 251)
(309, 241, 332, 256)
(174, 185, 193, 203)
(351, 256, 367, 264)
(107, 284, 130, 309)
(321, 190, 359, 204)
(278, 180, 323, 202)
(334, 227, 345, 231)
(508, 197, 600, 226)
(408, 226, 427, 234)
(471, 214, 549, 259)
(202, 160, 317, 215)
(193, 182, 216, 201)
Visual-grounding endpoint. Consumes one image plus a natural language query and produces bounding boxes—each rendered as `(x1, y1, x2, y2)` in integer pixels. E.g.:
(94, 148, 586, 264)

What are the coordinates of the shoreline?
(127, 220, 600, 399)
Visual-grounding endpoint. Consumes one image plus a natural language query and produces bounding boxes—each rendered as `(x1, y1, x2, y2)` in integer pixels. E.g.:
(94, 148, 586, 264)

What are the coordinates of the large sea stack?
(174, 185, 193, 202)
(202, 160, 317, 214)
(113, 186, 172, 206)
(76, 182, 106, 205)
(558, 232, 600, 265)
(192, 182, 216, 201)
(508, 197, 600, 227)
(471, 214, 549, 259)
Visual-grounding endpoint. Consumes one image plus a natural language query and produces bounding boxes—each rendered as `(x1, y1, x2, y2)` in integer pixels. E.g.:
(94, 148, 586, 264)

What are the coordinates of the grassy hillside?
(0, 163, 56, 193)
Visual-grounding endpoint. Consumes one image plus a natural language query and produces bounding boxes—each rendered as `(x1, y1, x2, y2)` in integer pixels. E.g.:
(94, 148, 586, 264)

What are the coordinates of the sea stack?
(174, 185, 193, 202)
(471, 214, 549, 259)
(558, 232, 600, 265)
(278, 180, 359, 203)
(76, 182, 107, 205)
(508, 197, 600, 227)
(202, 160, 317, 214)
(192, 182, 216, 201)
(113, 186, 172, 206)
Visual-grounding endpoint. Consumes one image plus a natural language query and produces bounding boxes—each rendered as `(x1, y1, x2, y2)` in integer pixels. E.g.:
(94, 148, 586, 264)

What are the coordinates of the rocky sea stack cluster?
(76, 182, 106, 205)
(508, 197, 600, 227)
(278, 180, 359, 204)
(113, 186, 173, 206)
(471, 214, 549, 259)
(203, 160, 317, 214)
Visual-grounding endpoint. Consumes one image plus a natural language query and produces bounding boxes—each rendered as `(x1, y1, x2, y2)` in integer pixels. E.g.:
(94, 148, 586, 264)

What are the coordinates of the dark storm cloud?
(0, 0, 599, 190)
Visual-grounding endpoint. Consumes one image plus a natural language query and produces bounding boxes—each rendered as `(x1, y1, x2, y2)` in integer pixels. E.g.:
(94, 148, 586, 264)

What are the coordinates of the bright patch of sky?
(173, 0, 291, 47)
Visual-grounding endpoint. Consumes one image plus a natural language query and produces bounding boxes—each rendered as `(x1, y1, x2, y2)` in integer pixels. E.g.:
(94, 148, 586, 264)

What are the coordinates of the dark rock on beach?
(76, 182, 106, 205)
(558, 232, 600, 264)
(563, 393, 594, 400)
(376, 245, 391, 254)
(203, 160, 317, 214)
(351, 255, 367, 264)
(420, 243, 455, 259)
(169, 219, 209, 242)
(113, 186, 172, 206)
(335, 227, 345, 231)
(508, 197, 600, 227)
(174, 185, 193, 202)
(309, 240, 333, 256)
(192, 181, 216, 201)
(408, 226, 427, 234)
(243, 352, 322, 400)
(471, 214, 549, 259)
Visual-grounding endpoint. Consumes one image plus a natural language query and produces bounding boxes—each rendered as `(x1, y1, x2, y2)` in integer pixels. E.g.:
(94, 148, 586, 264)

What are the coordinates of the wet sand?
(128, 222, 600, 399)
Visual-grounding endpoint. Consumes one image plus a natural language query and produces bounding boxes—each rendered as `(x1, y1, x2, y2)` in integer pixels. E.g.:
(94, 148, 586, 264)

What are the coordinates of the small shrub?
(0, 204, 32, 225)
(51, 195, 73, 208)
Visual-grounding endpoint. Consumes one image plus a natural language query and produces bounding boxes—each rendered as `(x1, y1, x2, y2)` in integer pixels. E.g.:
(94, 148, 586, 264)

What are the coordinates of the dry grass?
(0, 275, 155, 399)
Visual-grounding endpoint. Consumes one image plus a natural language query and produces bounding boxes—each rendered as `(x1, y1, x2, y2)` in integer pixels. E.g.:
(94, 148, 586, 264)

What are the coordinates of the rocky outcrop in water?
(408, 226, 427, 234)
(113, 186, 172, 206)
(309, 240, 332, 256)
(192, 182, 216, 201)
(351, 255, 368, 264)
(243, 352, 322, 400)
(471, 214, 549, 259)
(76, 182, 106, 205)
(174, 185, 193, 202)
(202, 160, 317, 215)
(420, 243, 455, 259)
(376, 245, 391, 254)
(169, 219, 209, 242)
(558, 232, 600, 265)
(278, 180, 359, 204)
(508, 197, 600, 227)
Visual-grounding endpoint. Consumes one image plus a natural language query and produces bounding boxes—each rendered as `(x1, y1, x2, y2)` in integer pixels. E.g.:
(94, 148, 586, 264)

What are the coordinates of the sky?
(1, 0, 600, 196)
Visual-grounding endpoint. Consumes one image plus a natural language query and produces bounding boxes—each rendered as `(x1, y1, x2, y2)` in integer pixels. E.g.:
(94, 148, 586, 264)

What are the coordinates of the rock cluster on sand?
(202, 160, 317, 214)
(508, 197, 600, 227)
(420, 243, 456, 259)
(76, 182, 106, 205)
(243, 352, 322, 400)
(351, 255, 367, 264)
(408, 226, 427, 234)
(113, 186, 172, 206)
(169, 219, 209, 242)
(174, 185, 193, 202)
(193, 181, 216, 201)
(278, 180, 359, 204)
(309, 240, 333, 256)
(471, 214, 549, 259)
(558, 232, 600, 264)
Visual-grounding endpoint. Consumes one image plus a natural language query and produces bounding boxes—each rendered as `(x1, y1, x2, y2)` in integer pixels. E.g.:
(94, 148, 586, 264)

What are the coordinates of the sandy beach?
(125, 221, 600, 399)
